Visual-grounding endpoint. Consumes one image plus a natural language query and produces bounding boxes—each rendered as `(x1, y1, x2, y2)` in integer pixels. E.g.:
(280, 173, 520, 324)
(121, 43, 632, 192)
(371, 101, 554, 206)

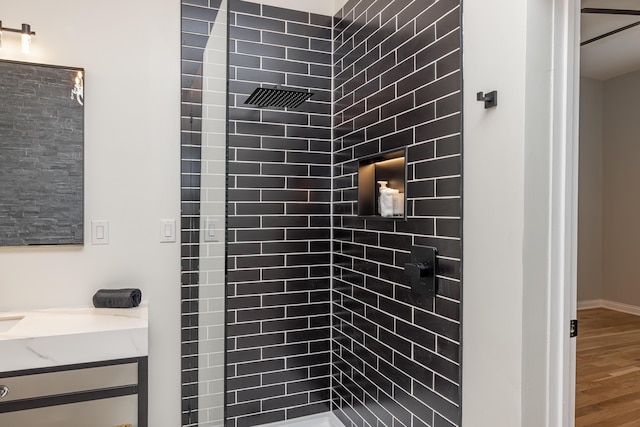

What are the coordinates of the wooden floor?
(577, 308, 640, 426)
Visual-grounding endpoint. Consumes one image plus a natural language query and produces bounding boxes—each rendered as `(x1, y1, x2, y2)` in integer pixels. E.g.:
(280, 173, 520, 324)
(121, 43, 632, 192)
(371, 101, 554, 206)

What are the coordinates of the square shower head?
(244, 87, 314, 109)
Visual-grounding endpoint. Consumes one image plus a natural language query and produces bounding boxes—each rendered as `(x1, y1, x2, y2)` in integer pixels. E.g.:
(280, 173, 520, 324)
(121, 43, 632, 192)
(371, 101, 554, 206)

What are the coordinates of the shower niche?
(357, 148, 407, 218)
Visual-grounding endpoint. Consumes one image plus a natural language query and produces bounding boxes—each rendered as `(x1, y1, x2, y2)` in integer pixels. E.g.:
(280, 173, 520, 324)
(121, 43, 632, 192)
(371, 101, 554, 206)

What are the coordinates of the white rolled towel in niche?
(380, 187, 398, 218)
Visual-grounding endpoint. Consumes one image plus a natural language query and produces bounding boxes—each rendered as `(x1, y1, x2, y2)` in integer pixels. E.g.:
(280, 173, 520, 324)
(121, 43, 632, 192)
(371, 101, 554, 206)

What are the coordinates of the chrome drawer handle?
(0, 386, 8, 398)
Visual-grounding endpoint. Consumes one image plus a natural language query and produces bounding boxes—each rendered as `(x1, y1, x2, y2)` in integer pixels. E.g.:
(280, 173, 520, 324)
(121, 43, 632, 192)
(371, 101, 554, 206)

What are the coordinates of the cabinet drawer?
(0, 363, 138, 402)
(0, 394, 137, 427)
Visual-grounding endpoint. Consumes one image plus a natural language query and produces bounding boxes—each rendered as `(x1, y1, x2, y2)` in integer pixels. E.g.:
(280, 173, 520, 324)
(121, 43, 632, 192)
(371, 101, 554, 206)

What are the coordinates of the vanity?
(0, 307, 148, 427)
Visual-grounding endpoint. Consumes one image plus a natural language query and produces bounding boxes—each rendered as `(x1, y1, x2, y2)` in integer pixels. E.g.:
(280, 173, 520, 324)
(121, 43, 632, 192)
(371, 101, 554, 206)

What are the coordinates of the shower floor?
(257, 412, 345, 427)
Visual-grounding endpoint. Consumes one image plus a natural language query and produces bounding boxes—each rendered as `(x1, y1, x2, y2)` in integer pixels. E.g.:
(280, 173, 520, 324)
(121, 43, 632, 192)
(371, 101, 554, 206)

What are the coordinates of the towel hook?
(477, 90, 498, 109)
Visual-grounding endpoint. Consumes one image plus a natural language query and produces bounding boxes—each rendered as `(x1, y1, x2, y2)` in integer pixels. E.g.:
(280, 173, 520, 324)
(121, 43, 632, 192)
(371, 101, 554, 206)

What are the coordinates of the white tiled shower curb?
(257, 412, 345, 427)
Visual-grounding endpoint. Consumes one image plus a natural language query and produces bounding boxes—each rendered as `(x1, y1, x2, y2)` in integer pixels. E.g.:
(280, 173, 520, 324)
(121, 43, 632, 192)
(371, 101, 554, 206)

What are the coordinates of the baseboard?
(577, 299, 640, 316)
(601, 300, 640, 316)
(577, 299, 604, 310)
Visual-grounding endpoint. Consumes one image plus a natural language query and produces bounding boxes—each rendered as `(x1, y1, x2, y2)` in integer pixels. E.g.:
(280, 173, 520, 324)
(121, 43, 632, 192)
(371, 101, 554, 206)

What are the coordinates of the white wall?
(602, 70, 640, 307)
(577, 78, 604, 303)
(0, 1, 181, 426)
(462, 0, 526, 423)
(463, 0, 556, 425)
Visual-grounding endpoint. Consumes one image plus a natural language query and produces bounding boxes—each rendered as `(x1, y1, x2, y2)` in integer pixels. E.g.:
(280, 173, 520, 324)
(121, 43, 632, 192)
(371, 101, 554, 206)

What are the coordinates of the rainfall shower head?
(244, 87, 314, 109)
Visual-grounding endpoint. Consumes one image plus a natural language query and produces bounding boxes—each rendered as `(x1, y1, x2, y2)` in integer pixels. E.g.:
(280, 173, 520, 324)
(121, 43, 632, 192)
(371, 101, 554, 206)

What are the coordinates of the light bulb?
(21, 24, 31, 54)
(21, 33, 30, 54)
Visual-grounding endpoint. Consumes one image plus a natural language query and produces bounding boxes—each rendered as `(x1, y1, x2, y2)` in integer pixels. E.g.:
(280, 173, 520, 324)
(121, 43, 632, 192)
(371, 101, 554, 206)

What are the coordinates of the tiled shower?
(181, 0, 462, 426)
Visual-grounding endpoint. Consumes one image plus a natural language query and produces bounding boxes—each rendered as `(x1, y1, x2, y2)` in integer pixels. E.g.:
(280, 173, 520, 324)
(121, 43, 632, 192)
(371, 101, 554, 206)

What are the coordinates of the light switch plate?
(91, 220, 109, 245)
(160, 219, 176, 243)
(203, 218, 219, 242)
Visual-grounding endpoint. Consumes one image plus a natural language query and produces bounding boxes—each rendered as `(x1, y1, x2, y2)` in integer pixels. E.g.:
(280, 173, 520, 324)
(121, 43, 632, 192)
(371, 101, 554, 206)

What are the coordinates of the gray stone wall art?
(0, 60, 84, 246)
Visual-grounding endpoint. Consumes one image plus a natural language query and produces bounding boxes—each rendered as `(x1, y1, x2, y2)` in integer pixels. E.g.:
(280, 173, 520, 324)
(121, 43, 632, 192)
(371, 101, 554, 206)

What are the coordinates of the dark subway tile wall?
(226, 2, 334, 426)
(332, 1, 462, 427)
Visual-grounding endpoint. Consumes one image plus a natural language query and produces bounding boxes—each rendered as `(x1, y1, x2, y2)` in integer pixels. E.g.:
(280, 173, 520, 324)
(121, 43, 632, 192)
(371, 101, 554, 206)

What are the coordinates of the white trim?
(602, 300, 640, 316)
(254, 413, 345, 427)
(577, 299, 603, 310)
(579, 300, 640, 317)
(549, 1, 580, 426)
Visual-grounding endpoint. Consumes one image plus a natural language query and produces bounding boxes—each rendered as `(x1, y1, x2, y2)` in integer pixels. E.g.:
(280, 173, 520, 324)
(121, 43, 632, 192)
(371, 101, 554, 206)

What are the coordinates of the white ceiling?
(581, 0, 640, 80)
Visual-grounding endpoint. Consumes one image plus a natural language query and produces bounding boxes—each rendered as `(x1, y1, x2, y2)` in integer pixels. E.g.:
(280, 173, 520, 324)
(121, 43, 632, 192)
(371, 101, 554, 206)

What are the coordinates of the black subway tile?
(231, 0, 261, 15)
(237, 67, 286, 85)
(236, 332, 286, 350)
(237, 40, 286, 59)
(236, 122, 286, 137)
(415, 114, 461, 143)
(415, 71, 461, 106)
(310, 13, 333, 28)
(413, 381, 459, 425)
(437, 337, 460, 364)
(235, 202, 285, 215)
(263, 5, 309, 23)
(263, 267, 310, 280)
(436, 218, 460, 238)
(262, 57, 308, 74)
(311, 40, 332, 56)
(435, 412, 458, 427)
(416, 29, 461, 70)
(236, 255, 285, 269)
(288, 22, 332, 40)
(263, 31, 310, 49)
(416, 0, 460, 33)
(237, 13, 286, 32)
(262, 393, 309, 411)
(437, 51, 461, 79)
(288, 48, 331, 64)
(237, 384, 287, 403)
(415, 156, 461, 180)
(230, 26, 262, 43)
(436, 176, 462, 197)
(366, 117, 395, 140)
(288, 73, 332, 90)
(397, 104, 436, 130)
(381, 93, 414, 120)
(181, 4, 218, 21)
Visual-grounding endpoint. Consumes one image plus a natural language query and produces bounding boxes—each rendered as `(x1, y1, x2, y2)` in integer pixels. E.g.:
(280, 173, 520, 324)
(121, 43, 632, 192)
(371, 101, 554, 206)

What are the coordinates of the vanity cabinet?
(0, 357, 148, 427)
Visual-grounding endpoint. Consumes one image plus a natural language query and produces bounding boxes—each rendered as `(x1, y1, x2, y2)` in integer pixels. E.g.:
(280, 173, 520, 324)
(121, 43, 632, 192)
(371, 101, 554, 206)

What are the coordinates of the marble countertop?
(0, 305, 148, 373)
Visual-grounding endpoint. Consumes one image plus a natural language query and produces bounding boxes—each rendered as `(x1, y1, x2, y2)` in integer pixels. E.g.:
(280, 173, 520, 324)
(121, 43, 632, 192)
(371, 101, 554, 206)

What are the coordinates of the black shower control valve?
(404, 245, 438, 298)
(404, 262, 432, 280)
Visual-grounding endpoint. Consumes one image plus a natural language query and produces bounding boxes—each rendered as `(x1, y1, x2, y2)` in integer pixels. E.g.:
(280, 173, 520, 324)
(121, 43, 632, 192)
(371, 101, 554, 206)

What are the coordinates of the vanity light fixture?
(0, 21, 36, 54)
(71, 70, 84, 106)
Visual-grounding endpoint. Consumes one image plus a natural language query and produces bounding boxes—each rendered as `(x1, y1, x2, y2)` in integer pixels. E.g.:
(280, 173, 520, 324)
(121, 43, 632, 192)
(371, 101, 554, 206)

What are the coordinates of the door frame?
(549, 0, 580, 426)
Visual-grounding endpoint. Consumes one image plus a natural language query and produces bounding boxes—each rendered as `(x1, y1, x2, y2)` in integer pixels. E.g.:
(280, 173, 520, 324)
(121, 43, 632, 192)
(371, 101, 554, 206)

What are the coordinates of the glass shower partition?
(198, 0, 227, 425)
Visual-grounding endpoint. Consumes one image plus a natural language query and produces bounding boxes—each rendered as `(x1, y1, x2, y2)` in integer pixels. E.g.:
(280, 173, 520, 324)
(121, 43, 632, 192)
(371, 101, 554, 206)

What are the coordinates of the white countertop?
(0, 305, 148, 373)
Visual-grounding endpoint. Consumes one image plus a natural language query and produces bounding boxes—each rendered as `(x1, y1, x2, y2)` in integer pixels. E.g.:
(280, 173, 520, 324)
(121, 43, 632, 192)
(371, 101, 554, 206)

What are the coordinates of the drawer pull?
(0, 385, 8, 398)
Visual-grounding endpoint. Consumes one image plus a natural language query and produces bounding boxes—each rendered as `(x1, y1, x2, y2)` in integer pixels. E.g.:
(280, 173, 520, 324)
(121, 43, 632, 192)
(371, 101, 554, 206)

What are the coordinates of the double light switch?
(91, 219, 177, 245)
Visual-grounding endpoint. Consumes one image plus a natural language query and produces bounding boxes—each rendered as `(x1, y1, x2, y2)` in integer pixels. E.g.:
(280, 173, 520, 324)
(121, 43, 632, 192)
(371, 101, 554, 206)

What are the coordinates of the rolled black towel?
(92, 288, 142, 308)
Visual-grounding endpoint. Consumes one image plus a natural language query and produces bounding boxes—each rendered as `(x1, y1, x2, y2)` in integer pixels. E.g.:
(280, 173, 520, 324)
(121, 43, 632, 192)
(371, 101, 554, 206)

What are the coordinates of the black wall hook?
(477, 91, 498, 109)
